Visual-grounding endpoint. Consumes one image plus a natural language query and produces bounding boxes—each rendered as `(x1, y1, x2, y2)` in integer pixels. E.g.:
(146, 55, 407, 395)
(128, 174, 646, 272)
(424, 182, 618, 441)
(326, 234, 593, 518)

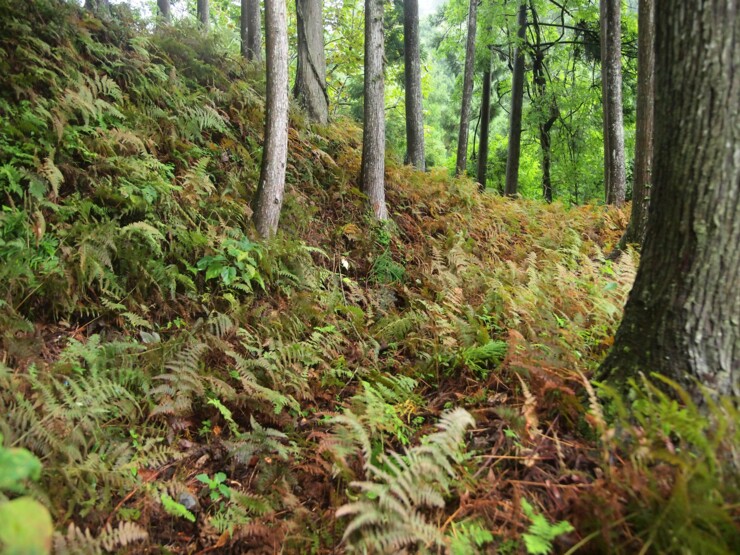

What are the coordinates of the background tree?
(454, 0, 478, 176)
(294, 0, 329, 124)
(600, 0, 626, 205)
(504, 2, 527, 197)
(476, 52, 492, 190)
(599, 0, 739, 398)
(252, 0, 289, 237)
(361, 0, 387, 220)
(246, 0, 262, 61)
(157, 0, 171, 23)
(197, 0, 210, 30)
(403, 0, 425, 171)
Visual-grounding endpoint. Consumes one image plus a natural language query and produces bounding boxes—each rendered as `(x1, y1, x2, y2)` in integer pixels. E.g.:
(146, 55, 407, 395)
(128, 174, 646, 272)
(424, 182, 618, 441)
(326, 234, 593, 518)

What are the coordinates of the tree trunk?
(477, 65, 491, 191)
(533, 50, 557, 203)
(621, 0, 655, 245)
(598, 0, 739, 399)
(252, 0, 289, 238)
(294, 0, 329, 124)
(246, 0, 262, 61)
(360, 0, 387, 220)
(455, 0, 478, 176)
(504, 3, 527, 197)
(241, 0, 249, 57)
(600, 0, 626, 205)
(403, 0, 425, 171)
(157, 0, 171, 23)
(197, 0, 209, 30)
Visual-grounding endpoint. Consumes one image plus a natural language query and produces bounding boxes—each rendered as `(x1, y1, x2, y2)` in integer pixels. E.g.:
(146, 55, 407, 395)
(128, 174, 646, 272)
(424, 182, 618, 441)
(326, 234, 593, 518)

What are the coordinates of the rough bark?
(361, 0, 387, 220)
(252, 0, 289, 238)
(248, 0, 263, 62)
(403, 0, 425, 171)
(600, 0, 626, 205)
(157, 0, 171, 23)
(504, 3, 527, 197)
(477, 65, 491, 191)
(294, 0, 329, 124)
(241, 0, 249, 58)
(455, 0, 478, 176)
(598, 0, 739, 400)
(197, 0, 209, 30)
(621, 0, 655, 245)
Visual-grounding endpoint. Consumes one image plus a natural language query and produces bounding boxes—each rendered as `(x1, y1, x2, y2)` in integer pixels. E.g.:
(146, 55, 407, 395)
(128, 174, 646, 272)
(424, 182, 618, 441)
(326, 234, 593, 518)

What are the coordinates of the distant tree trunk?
(252, 0, 289, 237)
(477, 64, 492, 191)
(197, 0, 209, 30)
(85, 0, 109, 15)
(247, 0, 263, 61)
(600, 0, 626, 205)
(361, 0, 388, 219)
(403, 0, 425, 171)
(241, 0, 249, 57)
(620, 0, 655, 245)
(504, 3, 527, 197)
(455, 0, 478, 176)
(294, 0, 329, 124)
(157, 0, 171, 22)
(598, 0, 739, 399)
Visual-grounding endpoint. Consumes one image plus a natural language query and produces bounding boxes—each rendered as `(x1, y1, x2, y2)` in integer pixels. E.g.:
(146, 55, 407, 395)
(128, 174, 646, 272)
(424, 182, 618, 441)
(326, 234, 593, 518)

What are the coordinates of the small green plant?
(160, 493, 196, 523)
(520, 498, 574, 555)
(447, 519, 494, 554)
(197, 472, 231, 502)
(196, 235, 265, 292)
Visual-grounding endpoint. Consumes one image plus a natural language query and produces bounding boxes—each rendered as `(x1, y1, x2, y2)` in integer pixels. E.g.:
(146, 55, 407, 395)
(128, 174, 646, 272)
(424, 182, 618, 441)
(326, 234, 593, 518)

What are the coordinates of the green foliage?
(520, 498, 574, 555)
(448, 519, 494, 555)
(160, 493, 196, 522)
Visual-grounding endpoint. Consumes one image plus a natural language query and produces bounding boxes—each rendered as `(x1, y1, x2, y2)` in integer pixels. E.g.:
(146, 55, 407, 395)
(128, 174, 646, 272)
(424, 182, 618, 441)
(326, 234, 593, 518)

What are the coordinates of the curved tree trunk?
(598, 0, 739, 399)
(197, 0, 210, 30)
(477, 64, 491, 191)
(294, 0, 329, 124)
(600, 0, 626, 205)
(360, 0, 387, 220)
(252, 0, 289, 237)
(455, 0, 478, 176)
(157, 0, 171, 23)
(403, 0, 425, 171)
(504, 3, 527, 197)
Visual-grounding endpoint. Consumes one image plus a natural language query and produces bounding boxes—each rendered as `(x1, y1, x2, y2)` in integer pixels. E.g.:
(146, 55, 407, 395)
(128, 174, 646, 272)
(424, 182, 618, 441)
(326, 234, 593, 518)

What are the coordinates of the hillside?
(1, 2, 736, 554)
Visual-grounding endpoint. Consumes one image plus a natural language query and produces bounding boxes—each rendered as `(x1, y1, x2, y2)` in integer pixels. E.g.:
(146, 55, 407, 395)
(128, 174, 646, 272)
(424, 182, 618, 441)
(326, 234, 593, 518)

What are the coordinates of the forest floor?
(2, 2, 738, 554)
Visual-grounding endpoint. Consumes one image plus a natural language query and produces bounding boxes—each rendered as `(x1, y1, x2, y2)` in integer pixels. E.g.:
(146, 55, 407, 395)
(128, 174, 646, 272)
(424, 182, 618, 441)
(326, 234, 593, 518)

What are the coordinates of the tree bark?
(403, 0, 425, 171)
(157, 0, 171, 23)
(598, 0, 739, 400)
(504, 3, 527, 197)
(252, 0, 289, 238)
(241, 0, 249, 57)
(294, 0, 329, 124)
(477, 65, 491, 191)
(621, 0, 655, 245)
(360, 0, 388, 220)
(246, 0, 262, 61)
(455, 0, 478, 176)
(600, 0, 626, 205)
(197, 0, 209, 30)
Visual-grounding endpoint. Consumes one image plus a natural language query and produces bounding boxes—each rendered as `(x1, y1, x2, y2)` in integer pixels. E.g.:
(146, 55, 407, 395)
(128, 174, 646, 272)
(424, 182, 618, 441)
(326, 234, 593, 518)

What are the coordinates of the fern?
(53, 521, 148, 554)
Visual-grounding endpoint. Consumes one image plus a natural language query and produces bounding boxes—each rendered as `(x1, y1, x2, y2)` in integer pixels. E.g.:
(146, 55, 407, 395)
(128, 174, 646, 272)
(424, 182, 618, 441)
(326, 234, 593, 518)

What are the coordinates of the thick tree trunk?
(504, 3, 527, 197)
(403, 0, 425, 171)
(621, 0, 655, 245)
(600, 0, 626, 205)
(477, 66, 491, 191)
(197, 0, 210, 30)
(246, 0, 262, 61)
(360, 0, 387, 220)
(157, 0, 171, 23)
(598, 0, 739, 399)
(252, 0, 289, 238)
(455, 0, 478, 176)
(294, 0, 329, 124)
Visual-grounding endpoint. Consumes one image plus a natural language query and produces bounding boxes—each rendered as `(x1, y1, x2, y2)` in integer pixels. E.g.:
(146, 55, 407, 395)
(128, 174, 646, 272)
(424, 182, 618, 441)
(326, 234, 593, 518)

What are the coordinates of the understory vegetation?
(1, 2, 738, 553)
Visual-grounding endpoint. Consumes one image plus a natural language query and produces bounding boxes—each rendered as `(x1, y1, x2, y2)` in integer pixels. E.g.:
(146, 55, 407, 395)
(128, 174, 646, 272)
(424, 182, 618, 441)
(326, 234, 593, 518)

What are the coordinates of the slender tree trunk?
(404, 0, 425, 171)
(621, 0, 655, 245)
(252, 0, 289, 237)
(598, 0, 739, 399)
(294, 0, 329, 124)
(600, 0, 626, 205)
(157, 0, 171, 23)
(455, 0, 478, 176)
(241, 0, 249, 57)
(247, 0, 262, 62)
(504, 3, 527, 197)
(477, 64, 492, 191)
(197, 0, 209, 30)
(361, 0, 388, 219)
(533, 50, 557, 202)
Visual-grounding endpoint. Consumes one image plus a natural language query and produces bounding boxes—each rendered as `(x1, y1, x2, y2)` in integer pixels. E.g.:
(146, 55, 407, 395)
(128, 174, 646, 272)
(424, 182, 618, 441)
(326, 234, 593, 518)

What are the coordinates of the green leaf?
(0, 497, 53, 555)
(0, 444, 42, 493)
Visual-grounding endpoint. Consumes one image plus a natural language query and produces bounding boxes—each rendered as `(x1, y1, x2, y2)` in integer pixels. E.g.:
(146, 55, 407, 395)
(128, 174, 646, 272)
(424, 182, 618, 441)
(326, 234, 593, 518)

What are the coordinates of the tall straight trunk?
(403, 0, 425, 171)
(599, 0, 739, 399)
(241, 0, 249, 57)
(197, 0, 209, 30)
(252, 0, 289, 237)
(157, 0, 171, 22)
(477, 65, 492, 191)
(455, 0, 478, 176)
(294, 0, 329, 124)
(361, 0, 388, 220)
(600, 0, 626, 205)
(246, 0, 262, 61)
(504, 3, 527, 197)
(621, 0, 655, 245)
